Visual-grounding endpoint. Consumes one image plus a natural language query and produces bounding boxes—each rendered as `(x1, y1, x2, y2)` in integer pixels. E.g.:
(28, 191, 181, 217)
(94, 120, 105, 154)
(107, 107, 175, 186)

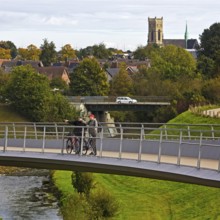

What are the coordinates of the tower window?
(158, 30, 161, 41)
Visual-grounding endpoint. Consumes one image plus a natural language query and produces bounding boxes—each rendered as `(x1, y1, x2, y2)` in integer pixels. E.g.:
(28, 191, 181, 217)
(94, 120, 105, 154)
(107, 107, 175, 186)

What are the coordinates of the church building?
(148, 17, 198, 50)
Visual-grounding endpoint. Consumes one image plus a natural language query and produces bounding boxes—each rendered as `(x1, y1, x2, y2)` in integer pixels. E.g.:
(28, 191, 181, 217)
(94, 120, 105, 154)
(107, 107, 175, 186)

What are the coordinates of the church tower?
(148, 17, 163, 45)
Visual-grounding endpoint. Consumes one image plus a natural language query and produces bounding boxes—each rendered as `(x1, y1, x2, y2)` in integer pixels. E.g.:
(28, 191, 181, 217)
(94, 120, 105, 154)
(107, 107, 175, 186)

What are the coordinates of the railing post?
(177, 130, 182, 166)
(80, 127, 85, 156)
(23, 126, 27, 152)
(211, 126, 214, 140)
(61, 126, 65, 155)
(3, 126, 8, 152)
(34, 123, 37, 139)
(12, 123, 16, 139)
(119, 124, 123, 159)
(42, 126, 46, 153)
(99, 127, 104, 157)
(157, 129, 163, 164)
(187, 126, 191, 140)
(55, 123, 58, 139)
(164, 125, 168, 140)
(138, 125, 144, 161)
(197, 132, 203, 169)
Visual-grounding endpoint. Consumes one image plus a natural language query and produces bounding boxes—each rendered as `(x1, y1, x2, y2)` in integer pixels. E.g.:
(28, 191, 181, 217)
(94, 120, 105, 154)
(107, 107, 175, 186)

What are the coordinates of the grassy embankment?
(2, 104, 220, 219)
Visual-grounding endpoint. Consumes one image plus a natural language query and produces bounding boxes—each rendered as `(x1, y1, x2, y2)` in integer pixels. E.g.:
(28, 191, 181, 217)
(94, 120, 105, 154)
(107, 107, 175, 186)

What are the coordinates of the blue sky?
(1, 0, 219, 51)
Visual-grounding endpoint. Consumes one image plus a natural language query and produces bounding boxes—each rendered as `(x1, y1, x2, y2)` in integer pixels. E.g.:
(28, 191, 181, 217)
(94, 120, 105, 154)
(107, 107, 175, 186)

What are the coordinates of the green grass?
(0, 104, 27, 122)
(147, 109, 220, 139)
(52, 170, 220, 220)
(93, 174, 220, 220)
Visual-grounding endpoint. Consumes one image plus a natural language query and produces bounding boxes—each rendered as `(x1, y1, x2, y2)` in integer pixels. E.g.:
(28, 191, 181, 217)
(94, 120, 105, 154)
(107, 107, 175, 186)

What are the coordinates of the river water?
(0, 169, 62, 220)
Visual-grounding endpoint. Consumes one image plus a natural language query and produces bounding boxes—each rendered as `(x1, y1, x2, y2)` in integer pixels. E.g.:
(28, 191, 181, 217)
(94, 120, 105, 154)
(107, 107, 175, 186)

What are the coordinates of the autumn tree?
(18, 44, 41, 60)
(0, 48, 11, 59)
(69, 57, 109, 96)
(40, 39, 57, 66)
(60, 44, 76, 61)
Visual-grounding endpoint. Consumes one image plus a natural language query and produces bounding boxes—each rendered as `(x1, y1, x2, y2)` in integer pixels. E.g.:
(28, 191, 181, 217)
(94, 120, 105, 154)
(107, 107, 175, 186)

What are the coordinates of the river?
(0, 169, 62, 220)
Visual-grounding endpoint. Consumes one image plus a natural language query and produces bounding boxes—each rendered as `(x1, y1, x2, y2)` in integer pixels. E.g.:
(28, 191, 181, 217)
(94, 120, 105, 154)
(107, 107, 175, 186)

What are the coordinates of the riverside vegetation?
(1, 104, 220, 219)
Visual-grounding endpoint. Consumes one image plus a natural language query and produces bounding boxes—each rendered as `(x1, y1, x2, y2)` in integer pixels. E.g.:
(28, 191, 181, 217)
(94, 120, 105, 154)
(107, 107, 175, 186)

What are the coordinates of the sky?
(1, 0, 220, 51)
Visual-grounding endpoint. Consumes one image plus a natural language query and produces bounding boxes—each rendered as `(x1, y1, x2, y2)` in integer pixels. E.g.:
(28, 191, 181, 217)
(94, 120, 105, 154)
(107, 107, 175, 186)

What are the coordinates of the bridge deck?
(0, 149, 220, 188)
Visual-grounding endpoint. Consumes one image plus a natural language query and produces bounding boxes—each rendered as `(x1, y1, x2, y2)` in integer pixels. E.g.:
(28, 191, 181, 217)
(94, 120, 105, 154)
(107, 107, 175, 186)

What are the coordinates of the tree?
(109, 63, 133, 96)
(93, 43, 111, 59)
(197, 23, 220, 78)
(133, 44, 159, 60)
(4, 65, 75, 121)
(72, 171, 95, 196)
(60, 44, 76, 61)
(50, 77, 68, 91)
(18, 44, 40, 61)
(69, 57, 109, 96)
(0, 40, 17, 58)
(202, 77, 220, 103)
(40, 39, 57, 66)
(76, 43, 112, 59)
(0, 48, 11, 59)
(149, 45, 197, 81)
(199, 23, 220, 61)
(0, 70, 10, 102)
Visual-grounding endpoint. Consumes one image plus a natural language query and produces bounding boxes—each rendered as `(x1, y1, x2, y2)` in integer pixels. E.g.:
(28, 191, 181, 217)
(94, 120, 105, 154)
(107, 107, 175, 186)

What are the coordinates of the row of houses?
(0, 58, 151, 84)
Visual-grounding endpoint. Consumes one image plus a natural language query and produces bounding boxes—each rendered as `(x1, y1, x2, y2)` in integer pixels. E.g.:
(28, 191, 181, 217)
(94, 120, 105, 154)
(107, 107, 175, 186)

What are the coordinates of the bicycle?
(66, 133, 93, 155)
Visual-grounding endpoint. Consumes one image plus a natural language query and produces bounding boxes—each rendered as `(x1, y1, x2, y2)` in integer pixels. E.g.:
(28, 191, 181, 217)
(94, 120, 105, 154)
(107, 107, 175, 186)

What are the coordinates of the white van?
(116, 97, 137, 104)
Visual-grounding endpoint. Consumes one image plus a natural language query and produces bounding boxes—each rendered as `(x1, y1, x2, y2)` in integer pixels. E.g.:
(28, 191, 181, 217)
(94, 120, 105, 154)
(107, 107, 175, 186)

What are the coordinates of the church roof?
(163, 39, 198, 49)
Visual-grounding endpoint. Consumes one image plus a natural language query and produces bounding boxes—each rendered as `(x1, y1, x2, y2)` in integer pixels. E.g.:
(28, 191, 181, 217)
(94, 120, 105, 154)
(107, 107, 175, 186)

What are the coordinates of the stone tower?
(148, 17, 163, 45)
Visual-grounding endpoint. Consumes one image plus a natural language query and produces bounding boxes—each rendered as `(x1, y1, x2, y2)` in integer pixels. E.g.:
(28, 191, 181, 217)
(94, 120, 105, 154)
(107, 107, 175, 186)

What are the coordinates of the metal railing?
(1, 122, 220, 171)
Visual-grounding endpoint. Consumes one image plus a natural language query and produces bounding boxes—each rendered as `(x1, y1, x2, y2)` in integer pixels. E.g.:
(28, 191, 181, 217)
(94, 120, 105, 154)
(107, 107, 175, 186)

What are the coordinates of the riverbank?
(0, 166, 31, 175)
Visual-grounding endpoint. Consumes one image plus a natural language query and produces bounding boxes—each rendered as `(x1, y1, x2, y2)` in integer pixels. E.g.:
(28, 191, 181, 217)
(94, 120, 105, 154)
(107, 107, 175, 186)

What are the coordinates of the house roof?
(1, 60, 43, 68)
(106, 68, 120, 78)
(35, 66, 69, 79)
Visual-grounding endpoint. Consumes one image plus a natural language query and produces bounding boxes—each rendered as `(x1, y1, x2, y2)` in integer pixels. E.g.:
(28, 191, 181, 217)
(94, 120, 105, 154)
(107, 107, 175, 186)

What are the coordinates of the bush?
(61, 193, 90, 220)
(72, 171, 95, 196)
(88, 188, 119, 219)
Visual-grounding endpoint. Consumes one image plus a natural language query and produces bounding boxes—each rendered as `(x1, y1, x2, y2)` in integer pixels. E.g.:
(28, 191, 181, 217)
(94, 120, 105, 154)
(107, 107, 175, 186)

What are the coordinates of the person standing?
(64, 117, 87, 151)
(87, 114, 98, 155)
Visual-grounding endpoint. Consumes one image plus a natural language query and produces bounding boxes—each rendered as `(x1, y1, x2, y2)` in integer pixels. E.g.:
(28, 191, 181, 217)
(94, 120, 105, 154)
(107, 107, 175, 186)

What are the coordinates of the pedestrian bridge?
(0, 122, 220, 188)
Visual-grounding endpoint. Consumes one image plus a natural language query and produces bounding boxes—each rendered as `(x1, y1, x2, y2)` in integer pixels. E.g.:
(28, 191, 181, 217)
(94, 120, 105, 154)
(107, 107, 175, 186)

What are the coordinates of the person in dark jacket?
(64, 117, 86, 140)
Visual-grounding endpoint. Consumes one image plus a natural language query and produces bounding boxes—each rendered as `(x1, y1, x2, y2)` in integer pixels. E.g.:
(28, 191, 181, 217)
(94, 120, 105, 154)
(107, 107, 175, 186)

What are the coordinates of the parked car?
(116, 97, 137, 104)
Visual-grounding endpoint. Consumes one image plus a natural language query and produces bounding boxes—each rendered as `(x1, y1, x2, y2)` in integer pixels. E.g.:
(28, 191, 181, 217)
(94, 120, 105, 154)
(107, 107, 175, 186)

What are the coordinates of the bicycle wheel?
(82, 140, 88, 155)
(66, 138, 73, 154)
(73, 137, 80, 154)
